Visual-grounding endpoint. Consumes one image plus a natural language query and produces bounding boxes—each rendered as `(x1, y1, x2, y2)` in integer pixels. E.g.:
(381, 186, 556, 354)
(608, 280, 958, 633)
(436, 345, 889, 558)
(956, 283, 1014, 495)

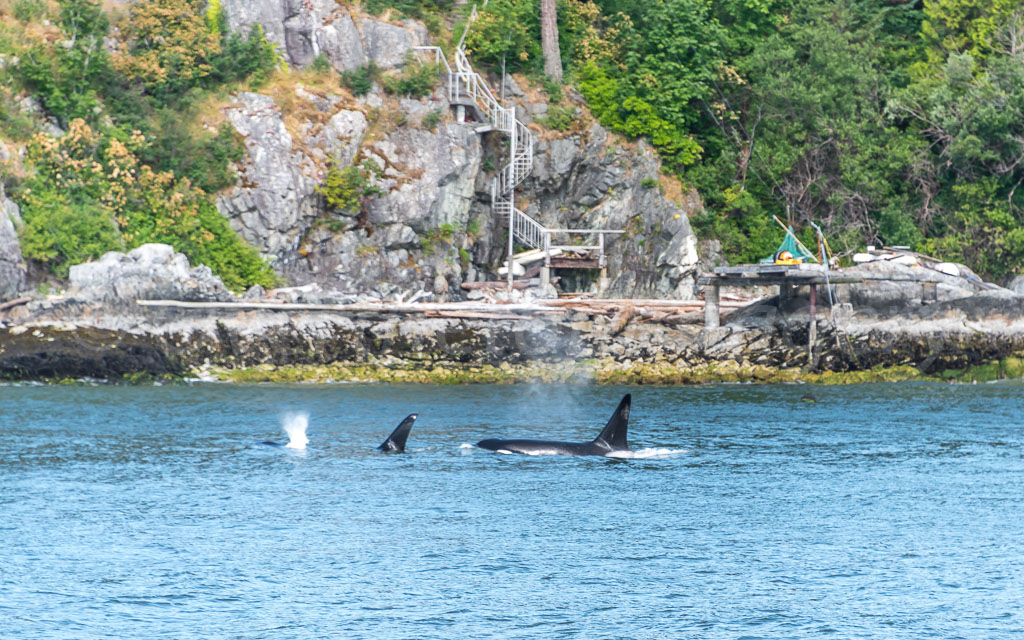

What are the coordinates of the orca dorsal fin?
(592, 394, 631, 451)
(377, 414, 418, 452)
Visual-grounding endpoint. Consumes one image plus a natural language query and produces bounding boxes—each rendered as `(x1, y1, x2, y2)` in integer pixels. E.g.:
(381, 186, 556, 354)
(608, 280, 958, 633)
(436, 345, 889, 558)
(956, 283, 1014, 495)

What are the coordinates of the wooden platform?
(698, 263, 861, 286)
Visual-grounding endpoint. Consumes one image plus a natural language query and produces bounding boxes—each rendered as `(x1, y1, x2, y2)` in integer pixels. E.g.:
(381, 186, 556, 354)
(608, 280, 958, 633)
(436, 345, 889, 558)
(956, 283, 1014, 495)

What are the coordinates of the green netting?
(760, 226, 817, 263)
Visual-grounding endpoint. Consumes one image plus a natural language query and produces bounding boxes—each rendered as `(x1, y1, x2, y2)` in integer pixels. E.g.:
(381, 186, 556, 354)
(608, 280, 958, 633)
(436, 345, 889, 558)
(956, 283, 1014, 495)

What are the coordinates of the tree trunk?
(540, 0, 563, 82)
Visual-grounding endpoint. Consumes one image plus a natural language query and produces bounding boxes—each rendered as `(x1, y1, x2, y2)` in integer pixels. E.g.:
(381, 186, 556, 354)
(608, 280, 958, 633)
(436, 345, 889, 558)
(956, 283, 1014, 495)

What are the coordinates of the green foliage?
(542, 78, 563, 103)
(0, 91, 38, 141)
(19, 193, 122, 278)
(641, 177, 658, 189)
(140, 118, 246, 194)
(16, 0, 110, 127)
(422, 108, 443, 131)
(420, 223, 461, 256)
(538, 104, 574, 131)
(465, 0, 542, 73)
(381, 62, 440, 98)
(117, 0, 278, 100)
(921, 0, 1018, 62)
(578, 63, 701, 167)
(12, 0, 47, 23)
(209, 25, 280, 88)
(316, 160, 383, 215)
(341, 63, 380, 96)
(363, 0, 448, 19)
(16, 120, 274, 290)
(310, 54, 332, 75)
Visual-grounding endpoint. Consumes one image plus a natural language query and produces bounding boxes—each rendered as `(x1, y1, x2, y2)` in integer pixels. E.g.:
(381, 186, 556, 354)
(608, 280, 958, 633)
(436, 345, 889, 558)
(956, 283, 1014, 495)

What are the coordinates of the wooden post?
(808, 283, 817, 367)
(705, 283, 721, 330)
(598, 232, 609, 293)
(540, 232, 551, 289)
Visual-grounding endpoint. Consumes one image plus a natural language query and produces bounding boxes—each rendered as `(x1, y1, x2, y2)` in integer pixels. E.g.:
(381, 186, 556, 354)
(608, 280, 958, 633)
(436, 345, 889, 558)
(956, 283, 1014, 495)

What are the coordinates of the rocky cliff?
(0, 3, 701, 305)
(210, 2, 701, 302)
(0, 182, 26, 301)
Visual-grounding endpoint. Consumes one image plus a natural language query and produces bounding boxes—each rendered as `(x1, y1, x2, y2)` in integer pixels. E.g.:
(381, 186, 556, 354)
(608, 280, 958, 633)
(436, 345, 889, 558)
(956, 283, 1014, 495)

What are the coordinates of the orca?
(477, 394, 632, 456)
(257, 440, 285, 447)
(377, 414, 418, 453)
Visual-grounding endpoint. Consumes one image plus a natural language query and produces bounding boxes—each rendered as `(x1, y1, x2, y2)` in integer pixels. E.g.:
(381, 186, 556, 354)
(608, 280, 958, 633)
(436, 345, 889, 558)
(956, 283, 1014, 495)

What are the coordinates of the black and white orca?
(377, 414, 418, 453)
(476, 394, 632, 456)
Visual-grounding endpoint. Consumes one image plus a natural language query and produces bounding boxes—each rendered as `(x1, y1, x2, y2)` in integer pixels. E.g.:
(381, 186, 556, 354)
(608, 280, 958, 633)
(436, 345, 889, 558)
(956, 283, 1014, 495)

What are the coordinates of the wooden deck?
(698, 263, 862, 287)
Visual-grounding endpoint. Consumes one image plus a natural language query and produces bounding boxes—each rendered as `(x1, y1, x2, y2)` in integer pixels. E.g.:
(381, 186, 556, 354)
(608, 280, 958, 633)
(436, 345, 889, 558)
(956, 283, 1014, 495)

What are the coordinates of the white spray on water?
(282, 412, 310, 450)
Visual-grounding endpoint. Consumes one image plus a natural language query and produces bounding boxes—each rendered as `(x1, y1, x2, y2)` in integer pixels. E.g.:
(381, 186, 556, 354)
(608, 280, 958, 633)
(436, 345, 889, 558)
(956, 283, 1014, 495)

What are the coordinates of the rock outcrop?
(0, 182, 26, 300)
(217, 92, 322, 260)
(68, 244, 233, 304)
(516, 128, 700, 299)
(6, 271, 1024, 382)
(221, 0, 427, 71)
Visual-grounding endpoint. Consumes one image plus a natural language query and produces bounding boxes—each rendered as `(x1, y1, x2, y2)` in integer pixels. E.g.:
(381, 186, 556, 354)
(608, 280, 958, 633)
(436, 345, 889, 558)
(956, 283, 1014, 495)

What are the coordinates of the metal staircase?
(415, 15, 621, 291)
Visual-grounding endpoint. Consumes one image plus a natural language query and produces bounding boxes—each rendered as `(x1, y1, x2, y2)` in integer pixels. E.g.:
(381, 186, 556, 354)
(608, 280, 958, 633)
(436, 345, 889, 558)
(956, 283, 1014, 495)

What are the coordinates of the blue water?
(1, 382, 1023, 638)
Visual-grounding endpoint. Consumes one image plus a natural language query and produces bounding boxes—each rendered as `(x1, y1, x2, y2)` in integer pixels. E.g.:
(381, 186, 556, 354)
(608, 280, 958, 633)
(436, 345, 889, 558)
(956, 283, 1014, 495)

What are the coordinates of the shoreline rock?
(3, 245, 1024, 384)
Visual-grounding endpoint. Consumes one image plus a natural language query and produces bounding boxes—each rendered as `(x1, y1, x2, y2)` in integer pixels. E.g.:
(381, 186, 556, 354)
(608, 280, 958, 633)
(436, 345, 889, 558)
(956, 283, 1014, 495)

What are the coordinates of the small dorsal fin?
(377, 414, 418, 452)
(592, 394, 631, 451)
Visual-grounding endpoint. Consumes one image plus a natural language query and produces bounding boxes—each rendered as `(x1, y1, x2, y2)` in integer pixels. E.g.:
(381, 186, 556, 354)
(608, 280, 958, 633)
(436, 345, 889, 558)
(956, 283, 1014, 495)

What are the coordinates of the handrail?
(545, 229, 626, 234)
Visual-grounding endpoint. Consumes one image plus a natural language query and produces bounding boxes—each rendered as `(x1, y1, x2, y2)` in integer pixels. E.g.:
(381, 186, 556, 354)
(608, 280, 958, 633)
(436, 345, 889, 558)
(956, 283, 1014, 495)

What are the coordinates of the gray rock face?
(221, 0, 427, 71)
(217, 92, 320, 261)
(283, 117, 483, 300)
(68, 244, 233, 303)
(506, 126, 700, 299)
(0, 183, 26, 300)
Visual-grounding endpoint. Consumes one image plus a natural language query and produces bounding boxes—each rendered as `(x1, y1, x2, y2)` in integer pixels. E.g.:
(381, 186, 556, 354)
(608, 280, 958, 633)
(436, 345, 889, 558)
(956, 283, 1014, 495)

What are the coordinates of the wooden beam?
(0, 297, 31, 312)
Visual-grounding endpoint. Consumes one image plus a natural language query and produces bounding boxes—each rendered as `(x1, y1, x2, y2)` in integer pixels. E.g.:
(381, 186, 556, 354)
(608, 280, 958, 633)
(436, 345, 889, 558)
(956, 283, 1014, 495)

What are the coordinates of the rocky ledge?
(2, 245, 1024, 384)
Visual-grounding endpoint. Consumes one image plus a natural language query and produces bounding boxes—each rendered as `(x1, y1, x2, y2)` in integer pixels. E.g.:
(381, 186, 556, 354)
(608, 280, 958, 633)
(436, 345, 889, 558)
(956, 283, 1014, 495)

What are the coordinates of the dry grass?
(254, 67, 367, 166)
(658, 174, 689, 207)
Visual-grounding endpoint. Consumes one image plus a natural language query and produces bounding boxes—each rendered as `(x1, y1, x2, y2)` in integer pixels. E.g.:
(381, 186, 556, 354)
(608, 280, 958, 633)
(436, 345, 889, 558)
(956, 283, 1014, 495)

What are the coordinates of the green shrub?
(422, 108, 442, 131)
(316, 160, 383, 215)
(209, 25, 280, 88)
(12, 0, 47, 23)
(641, 177, 658, 189)
(17, 120, 274, 290)
(16, 0, 110, 127)
(381, 62, 439, 98)
(310, 54, 332, 75)
(539, 105, 574, 131)
(542, 78, 563, 103)
(140, 118, 245, 195)
(0, 92, 38, 141)
(18, 192, 122, 277)
(341, 63, 380, 96)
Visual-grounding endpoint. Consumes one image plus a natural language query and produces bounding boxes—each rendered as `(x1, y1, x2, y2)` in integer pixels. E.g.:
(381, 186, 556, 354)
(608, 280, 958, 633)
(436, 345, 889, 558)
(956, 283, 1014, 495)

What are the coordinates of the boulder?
(68, 244, 233, 303)
(840, 260, 1005, 311)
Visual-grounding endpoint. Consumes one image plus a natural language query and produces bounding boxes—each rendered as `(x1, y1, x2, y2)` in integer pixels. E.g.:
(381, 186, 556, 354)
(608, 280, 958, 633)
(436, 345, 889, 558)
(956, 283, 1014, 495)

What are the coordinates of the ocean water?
(1, 382, 1022, 639)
